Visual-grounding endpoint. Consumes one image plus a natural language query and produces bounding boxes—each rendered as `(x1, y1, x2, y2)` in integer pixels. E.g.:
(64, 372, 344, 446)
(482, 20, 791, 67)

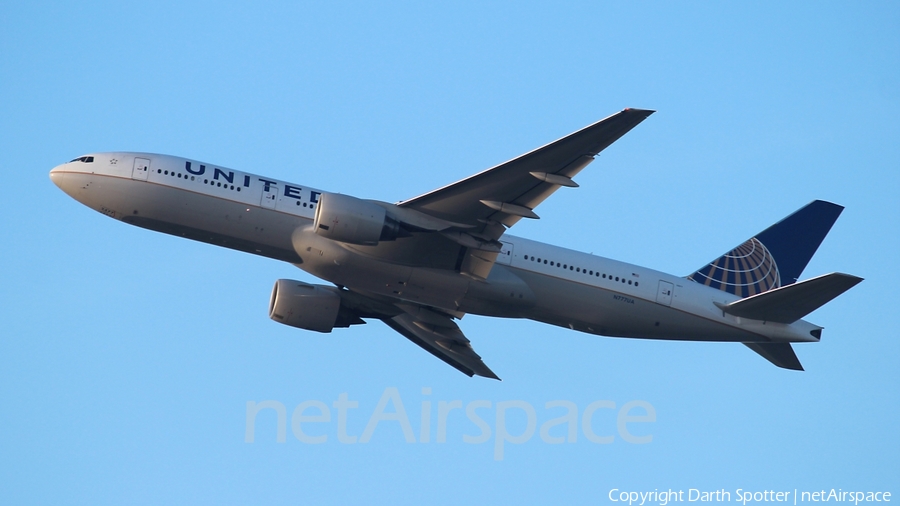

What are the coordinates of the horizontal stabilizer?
(717, 272, 863, 324)
(744, 342, 804, 370)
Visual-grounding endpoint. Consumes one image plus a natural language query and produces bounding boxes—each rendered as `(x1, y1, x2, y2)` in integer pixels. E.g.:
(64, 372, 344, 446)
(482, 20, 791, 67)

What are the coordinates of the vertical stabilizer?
(688, 200, 844, 298)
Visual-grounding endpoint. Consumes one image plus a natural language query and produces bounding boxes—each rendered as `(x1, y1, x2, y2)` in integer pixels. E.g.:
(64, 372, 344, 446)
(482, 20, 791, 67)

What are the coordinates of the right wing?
(330, 110, 655, 377)
(398, 108, 654, 237)
(393, 108, 654, 279)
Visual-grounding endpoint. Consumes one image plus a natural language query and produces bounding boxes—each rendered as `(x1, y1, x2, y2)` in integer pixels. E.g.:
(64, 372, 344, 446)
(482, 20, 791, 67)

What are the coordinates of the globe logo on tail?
(687, 237, 780, 298)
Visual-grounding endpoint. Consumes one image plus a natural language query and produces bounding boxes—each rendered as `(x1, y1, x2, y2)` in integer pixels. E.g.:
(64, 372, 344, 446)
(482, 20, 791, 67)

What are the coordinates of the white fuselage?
(49, 152, 822, 345)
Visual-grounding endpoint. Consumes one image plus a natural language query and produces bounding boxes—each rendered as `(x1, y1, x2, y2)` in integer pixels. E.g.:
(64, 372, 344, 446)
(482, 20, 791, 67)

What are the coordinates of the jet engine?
(268, 279, 342, 333)
(313, 193, 403, 245)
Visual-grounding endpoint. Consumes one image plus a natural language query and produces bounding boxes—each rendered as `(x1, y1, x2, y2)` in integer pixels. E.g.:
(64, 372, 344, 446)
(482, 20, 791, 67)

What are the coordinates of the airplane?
(49, 108, 862, 380)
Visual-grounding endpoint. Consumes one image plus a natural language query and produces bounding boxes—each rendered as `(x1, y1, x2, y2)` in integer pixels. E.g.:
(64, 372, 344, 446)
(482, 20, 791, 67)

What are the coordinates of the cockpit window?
(69, 156, 94, 163)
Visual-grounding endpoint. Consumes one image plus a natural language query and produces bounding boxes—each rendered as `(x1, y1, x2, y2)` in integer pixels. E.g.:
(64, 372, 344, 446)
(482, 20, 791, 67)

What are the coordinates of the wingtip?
(623, 107, 656, 115)
(475, 367, 502, 381)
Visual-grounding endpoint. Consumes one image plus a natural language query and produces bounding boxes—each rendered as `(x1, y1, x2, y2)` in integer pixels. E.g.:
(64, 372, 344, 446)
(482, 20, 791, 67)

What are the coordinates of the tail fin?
(687, 200, 844, 298)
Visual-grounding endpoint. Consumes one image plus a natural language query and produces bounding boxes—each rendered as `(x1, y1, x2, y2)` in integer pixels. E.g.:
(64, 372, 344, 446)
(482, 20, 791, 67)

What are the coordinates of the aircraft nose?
(50, 166, 62, 186)
(49, 164, 79, 198)
(49, 165, 67, 189)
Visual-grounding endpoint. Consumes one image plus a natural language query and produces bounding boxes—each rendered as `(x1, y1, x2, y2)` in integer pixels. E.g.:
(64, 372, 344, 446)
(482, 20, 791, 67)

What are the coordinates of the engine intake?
(313, 193, 403, 245)
(269, 279, 341, 333)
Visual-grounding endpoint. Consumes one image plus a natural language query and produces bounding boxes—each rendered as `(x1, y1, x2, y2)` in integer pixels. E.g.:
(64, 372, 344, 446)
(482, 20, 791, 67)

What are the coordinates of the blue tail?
(687, 200, 844, 298)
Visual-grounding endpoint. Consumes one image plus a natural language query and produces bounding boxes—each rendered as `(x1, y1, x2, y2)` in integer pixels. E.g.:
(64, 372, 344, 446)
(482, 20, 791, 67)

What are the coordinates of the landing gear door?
(132, 157, 150, 181)
(656, 280, 674, 306)
(261, 184, 278, 209)
(496, 241, 514, 266)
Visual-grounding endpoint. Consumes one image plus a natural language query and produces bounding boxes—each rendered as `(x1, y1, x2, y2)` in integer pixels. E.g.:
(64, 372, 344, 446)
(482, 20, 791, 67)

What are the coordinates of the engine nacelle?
(269, 279, 341, 333)
(313, 193, 402, 245)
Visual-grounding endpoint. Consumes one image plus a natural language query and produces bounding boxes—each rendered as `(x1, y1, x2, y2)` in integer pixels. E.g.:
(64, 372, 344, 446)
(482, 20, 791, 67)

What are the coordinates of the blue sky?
(2, 1, 898, 504)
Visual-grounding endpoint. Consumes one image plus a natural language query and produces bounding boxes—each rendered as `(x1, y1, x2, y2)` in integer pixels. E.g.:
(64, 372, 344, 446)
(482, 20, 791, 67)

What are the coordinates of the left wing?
(383, 310, 500, 380)
(331, 288, 499, 379)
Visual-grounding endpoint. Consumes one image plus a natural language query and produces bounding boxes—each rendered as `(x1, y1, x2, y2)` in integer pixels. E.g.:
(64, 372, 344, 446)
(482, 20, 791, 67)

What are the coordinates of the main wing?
(323, 286, 500, 379)
(350, 110, 654, 378)
(398, 108, 654, 238)
(384, 308, 500, 380)
(395, 108, 653, 280)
